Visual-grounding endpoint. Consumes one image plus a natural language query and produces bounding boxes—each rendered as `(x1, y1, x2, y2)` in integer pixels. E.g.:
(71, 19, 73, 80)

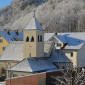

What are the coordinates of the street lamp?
(7, 62, 11, 85)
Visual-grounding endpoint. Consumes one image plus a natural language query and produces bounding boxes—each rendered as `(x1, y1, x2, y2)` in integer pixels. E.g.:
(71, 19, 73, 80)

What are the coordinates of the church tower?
(24, 17, 45, 58)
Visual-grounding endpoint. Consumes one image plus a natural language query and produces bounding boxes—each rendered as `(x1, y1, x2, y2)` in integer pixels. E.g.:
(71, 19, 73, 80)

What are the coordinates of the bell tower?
(24, 17, 45, 58)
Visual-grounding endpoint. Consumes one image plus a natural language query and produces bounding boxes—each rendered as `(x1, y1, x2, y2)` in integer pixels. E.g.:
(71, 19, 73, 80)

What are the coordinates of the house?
(47, 32, 85, 67)
(5, 17, 72, 78)
(0, 30, 23, 55)
(0, 31, 23, 77)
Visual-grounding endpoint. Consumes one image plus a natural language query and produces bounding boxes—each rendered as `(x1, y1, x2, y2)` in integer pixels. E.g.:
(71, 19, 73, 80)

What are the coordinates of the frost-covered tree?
(50, 68, 85, 85)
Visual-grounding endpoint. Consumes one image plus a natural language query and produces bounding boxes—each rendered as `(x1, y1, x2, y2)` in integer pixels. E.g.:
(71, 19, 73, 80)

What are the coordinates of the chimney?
(7, 30, 10, 35)
(55, 32, 57, 35)
(16, 30, 19, 35)
(3, 29, 7, 31)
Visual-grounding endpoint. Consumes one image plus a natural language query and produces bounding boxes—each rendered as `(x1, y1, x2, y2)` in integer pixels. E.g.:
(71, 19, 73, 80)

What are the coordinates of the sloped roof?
(7, 58, 56, 72)
(0, 41, 52, 61)
(44, 41, 54, 57)
(25, 17, 44, 30)
(0, 41, 23, 61)
(48, 49, 71, 63)
(54, 35, 67, 43)
(0, 31, 23, 42)
(44, 33, 54, 41)
(52, 32, 85, 49)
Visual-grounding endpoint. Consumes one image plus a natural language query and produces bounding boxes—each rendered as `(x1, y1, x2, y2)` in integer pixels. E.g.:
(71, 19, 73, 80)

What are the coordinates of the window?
(31, 36, 34, 42)
(38, 35, 42, 42)
(13, 74, 18, 77)
(71, 52, 73, 57)
(38, 35, 39, 42)
(40, 35, 42, 42)
(57, 43, 61, 46)
(26, 36, 29, 42)
(2, 47, 5, 51)
(0, 39, 3, 43)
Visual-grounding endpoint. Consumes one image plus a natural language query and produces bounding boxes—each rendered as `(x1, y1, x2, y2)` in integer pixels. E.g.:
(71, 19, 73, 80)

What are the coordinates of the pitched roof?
(7, 58, 56, 72)
(52, 32, 85, 49)
(25, 17, 44, 31)
(48, 49, 71, 63)
(0, 41, 53, 61)
(54, 35, 67, 43)
(44, 33, 54, 41)
(0, 41, 23, 61)
(6, 49, 71, 72)
(0, 31, 23, 42)
(44, 41, 54, 57)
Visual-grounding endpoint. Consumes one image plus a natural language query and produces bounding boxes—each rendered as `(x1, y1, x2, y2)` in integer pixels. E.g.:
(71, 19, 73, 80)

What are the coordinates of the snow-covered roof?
(53, 32, 85, 49)
(44, 33, 54, 41)
(25, 17, 44, 31)
(7, 58, 56, 72)
(0, 31, 23, 42)
(54, 35, 67, 43)
(44, 41, 54, 57)
(0, 41, 52, 61)
(6, 49, 71, 72)
(48, 49, 71, 63)
(0, 41, 23, 61)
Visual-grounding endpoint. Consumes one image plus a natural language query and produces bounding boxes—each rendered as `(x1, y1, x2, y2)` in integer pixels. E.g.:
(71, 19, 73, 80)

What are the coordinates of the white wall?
(77, 43, 85, 67)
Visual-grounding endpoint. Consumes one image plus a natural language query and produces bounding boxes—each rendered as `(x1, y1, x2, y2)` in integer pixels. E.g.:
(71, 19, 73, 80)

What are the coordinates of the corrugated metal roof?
(0, 31, 23, 42)
(25, 17, 44, 30)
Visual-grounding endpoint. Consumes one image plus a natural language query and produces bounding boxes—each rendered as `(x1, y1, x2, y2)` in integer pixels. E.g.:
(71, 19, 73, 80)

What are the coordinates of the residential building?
(47, 32, 85, 67)
(0, 31, 23, 77)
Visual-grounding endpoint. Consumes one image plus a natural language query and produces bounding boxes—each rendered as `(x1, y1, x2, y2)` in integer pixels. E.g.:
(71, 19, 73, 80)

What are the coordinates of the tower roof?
(25, 17, 44, 31)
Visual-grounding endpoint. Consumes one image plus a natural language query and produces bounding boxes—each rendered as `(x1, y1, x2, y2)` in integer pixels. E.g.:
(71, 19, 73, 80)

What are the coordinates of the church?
(0, 17, 72, 78)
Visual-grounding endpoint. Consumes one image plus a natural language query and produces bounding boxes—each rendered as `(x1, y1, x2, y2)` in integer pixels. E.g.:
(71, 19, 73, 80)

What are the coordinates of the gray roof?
(48, 49, 71, 63)
(6, 49, 71, 72)
(0, 41, 52, 62)
(0, 41, 23, 61)
(25, 17, 44, 30)
(0, 41, 71, 64)
(44, 33, 54, 41)
(44, 41, 54, 57)
(7, 58, 56, 72)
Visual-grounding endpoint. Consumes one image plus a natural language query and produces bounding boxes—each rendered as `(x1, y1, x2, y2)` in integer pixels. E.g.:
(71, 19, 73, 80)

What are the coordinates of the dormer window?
(31, 36, 34, 42)
(26, 36, 29, 42)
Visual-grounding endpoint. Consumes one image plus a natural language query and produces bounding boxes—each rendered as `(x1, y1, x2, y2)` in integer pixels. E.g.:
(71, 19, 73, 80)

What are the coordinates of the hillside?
(0, 0, 85, 32)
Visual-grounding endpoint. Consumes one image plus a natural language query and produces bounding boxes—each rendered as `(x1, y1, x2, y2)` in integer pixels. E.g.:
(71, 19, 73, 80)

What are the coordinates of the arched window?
(26, 36, 29, 42)
(40, 35, 42, 42)
(31, 36, 34, 42)
(38, 35, 39, 42)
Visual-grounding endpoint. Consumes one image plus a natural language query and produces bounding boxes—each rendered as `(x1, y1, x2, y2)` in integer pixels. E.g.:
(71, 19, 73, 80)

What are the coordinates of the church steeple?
(25, 17, 44, 31)
(24, 17, 45, 58)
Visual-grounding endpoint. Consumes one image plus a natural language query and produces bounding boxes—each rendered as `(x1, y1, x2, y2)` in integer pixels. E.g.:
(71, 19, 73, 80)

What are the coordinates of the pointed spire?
(25, 17, 45, 31)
